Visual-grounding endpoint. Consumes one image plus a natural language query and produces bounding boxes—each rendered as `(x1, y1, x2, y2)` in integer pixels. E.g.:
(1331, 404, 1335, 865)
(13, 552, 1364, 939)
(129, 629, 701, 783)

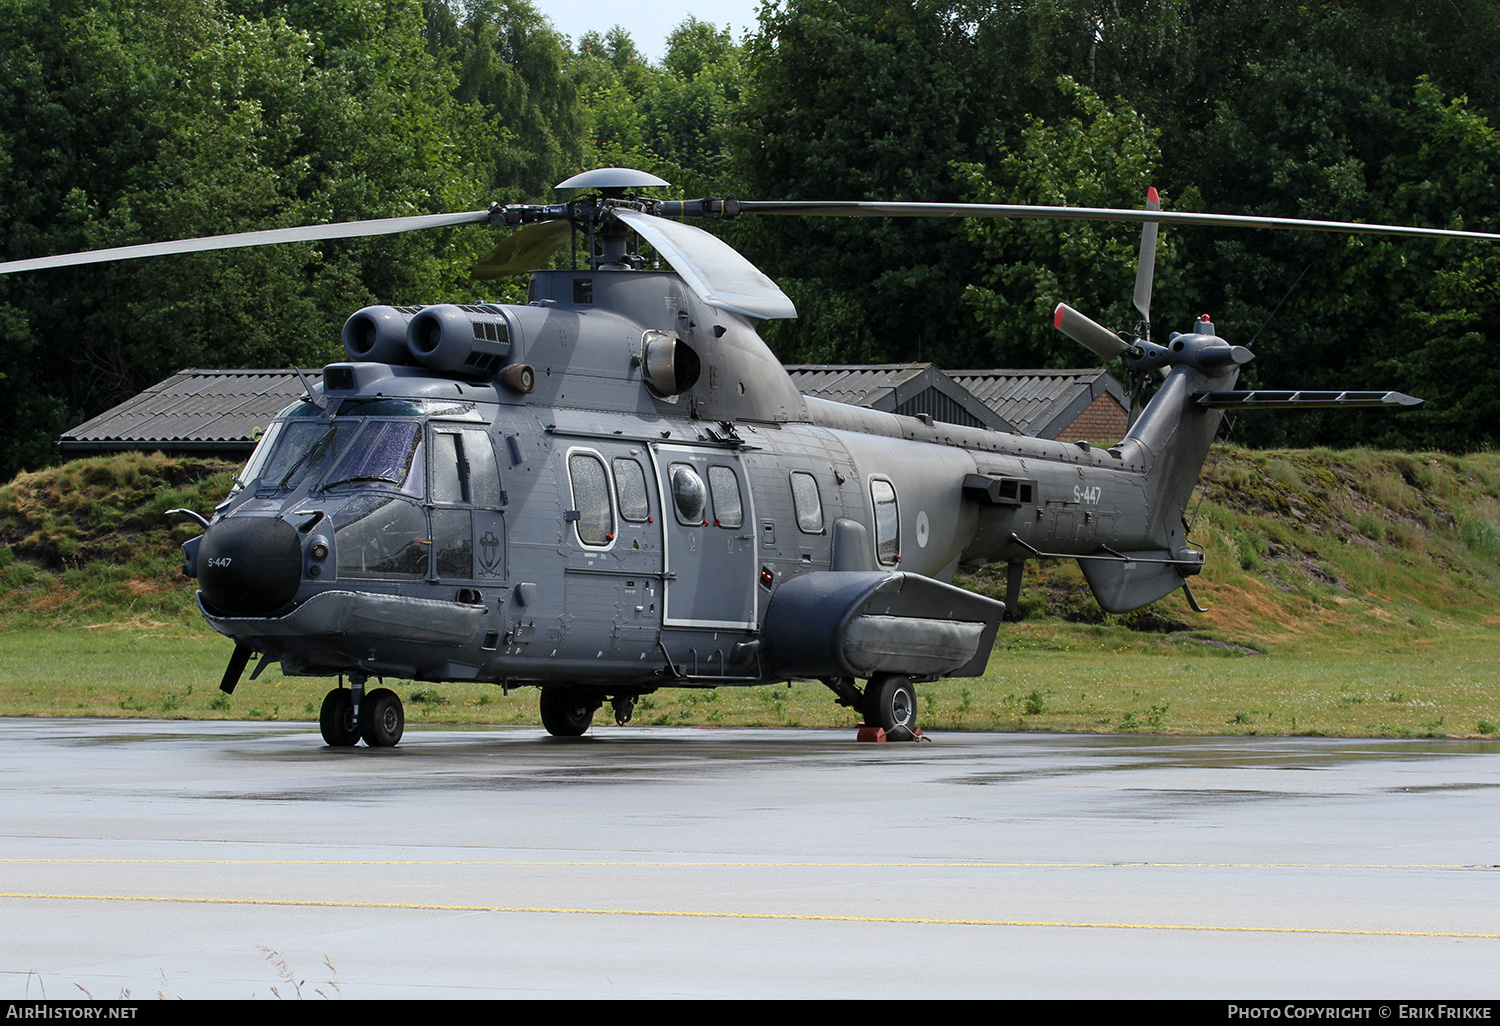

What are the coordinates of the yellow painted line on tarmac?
(0, 858, 1486, 869)
(0, 890, 1497, 939)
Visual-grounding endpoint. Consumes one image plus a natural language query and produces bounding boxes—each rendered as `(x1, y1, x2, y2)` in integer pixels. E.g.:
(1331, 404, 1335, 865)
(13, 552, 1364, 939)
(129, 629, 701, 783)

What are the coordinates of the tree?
(957, 77, 1187, 369)
(0, 0, 493, 480)
(732, 0, 1017, 366)
(423, 0, 585, 200)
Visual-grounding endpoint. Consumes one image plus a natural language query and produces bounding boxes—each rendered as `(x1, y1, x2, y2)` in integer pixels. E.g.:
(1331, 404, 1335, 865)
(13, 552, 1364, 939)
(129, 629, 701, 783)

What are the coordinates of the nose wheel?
(361, 687, 405, 747)
(319, 681, 404, 747)
(319, 688, 359, 747)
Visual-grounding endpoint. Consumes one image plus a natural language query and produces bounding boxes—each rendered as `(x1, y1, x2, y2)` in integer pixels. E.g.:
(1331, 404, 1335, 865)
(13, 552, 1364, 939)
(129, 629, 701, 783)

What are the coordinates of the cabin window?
(790, 472, 823, 533)
(613, 458, 650, 522)
(568, 452, 614, 546)
(670, 463, 707, 525)
(871, 478, 900, 565)
(708, 465, 743, 528)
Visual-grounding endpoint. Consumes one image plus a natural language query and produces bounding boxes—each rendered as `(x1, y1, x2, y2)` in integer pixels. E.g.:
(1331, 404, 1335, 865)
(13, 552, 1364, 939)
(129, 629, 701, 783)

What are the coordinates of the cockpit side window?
(432, 430, 465, 503)
(430, 427, 501, 580)
(462, 429, 502, 508)
(234, 421, 284, 495)
(433, 427, 502, 507)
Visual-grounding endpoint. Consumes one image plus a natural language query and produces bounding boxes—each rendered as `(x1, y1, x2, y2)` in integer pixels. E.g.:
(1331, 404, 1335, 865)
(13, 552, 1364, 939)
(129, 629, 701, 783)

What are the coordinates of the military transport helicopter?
(5, 167, 1490, 746)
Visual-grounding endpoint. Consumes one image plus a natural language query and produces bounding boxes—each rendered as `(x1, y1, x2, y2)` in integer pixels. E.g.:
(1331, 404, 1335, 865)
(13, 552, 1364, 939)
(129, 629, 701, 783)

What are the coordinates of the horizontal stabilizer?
(1194, 390, 1421, 409)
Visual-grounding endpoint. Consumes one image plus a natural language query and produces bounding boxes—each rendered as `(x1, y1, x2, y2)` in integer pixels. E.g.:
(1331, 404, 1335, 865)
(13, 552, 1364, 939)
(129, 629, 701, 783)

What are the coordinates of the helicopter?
(4, 166, 1488, 746)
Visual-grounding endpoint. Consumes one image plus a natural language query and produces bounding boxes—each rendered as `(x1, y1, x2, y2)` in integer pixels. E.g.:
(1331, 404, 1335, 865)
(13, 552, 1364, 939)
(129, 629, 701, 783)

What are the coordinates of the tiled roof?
(58, 369, 321, 452)
(58, 364, 1125, 452)
(947, 369, 1126, 439)
(784, 363, 1014, 432)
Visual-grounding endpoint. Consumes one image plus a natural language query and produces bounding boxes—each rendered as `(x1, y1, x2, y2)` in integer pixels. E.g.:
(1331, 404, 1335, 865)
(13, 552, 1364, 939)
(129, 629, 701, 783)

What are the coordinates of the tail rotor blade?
(1054, 303, 1130, 363)
(1133, 187, 1160, 325)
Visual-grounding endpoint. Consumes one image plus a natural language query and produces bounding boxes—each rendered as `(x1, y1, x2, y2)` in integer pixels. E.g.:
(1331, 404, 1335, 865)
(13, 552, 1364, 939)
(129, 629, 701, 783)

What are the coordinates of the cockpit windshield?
(261, 420, 357, 492)
(240, 398, 479, 498)
(322, 421, 423, 492)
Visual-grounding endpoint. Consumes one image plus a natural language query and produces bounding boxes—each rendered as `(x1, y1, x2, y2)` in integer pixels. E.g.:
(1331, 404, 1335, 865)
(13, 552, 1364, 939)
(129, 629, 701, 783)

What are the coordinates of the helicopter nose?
(197, 516, 303, 616)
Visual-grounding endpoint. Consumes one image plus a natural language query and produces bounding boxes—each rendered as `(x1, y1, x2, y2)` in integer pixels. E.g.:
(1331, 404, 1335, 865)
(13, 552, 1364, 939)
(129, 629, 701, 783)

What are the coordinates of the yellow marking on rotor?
(0, 891, 1496, 939)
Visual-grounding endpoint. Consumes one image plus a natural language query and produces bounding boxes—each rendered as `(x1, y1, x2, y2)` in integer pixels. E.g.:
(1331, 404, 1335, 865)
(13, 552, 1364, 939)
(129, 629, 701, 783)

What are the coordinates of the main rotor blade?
(471, 219, 573, 279)
(734, 201, 1500, 244)
(612, 209, 796, 320)
(1134, 187, 1160, 324)
(0, 209, 495, 275)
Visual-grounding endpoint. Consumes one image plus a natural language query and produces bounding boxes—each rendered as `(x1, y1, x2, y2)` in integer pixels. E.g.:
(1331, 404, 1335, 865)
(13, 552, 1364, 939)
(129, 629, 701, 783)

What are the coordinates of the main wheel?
(361, 687, 405, 747)
(540, 685, 597, 737)
(863, 674, 918, 741)
(319, 688, 359, 747)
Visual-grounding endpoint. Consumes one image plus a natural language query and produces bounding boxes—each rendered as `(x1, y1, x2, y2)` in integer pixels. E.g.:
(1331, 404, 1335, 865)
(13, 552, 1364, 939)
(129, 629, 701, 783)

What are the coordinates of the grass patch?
(0, 623, 1496, 737)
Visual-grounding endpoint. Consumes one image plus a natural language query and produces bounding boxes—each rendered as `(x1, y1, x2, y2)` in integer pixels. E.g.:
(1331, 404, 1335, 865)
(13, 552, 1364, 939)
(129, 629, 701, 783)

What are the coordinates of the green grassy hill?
(2, 448, 1498, 735)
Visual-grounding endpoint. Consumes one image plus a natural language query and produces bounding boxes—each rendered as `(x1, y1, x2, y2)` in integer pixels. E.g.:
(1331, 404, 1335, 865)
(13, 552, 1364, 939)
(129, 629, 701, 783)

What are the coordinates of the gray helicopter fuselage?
(190, 268, 1234, 691)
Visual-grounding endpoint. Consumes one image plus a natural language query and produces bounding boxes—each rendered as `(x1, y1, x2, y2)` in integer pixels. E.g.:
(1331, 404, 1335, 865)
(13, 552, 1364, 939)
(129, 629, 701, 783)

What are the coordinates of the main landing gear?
(862, 673, 919, 742)
(539, 684, 602, 737)
(319, 675, 404, 748)
(822, 673, 922, 741)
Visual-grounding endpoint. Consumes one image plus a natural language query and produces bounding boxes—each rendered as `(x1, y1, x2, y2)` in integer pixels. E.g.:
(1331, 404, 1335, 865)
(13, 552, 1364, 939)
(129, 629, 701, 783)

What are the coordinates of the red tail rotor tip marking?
(1148, 186, 1160, 204)
(1054, 304, 1065, 328)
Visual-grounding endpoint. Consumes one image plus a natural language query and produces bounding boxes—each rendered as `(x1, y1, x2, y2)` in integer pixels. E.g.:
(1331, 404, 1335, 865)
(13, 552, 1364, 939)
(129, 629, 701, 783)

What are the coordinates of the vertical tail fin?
(1080, 318, 1248, 612)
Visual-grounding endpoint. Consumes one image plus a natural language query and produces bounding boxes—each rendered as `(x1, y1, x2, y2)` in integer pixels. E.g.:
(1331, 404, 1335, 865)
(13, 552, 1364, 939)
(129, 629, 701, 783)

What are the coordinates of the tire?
(863, 674, 918, 741)
(540, 685, 597, 737)
(319, 688, 359, 747)
(361, 687, 405, 748)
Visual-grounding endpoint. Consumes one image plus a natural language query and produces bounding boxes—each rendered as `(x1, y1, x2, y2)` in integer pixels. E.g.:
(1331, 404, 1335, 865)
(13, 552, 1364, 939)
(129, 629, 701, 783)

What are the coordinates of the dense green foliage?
(5, 0, 1500, 481)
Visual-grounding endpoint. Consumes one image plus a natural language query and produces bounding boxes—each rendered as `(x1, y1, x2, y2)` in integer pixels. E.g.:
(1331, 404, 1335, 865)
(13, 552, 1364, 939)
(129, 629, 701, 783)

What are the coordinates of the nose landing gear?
(319, 674, 405, 748)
